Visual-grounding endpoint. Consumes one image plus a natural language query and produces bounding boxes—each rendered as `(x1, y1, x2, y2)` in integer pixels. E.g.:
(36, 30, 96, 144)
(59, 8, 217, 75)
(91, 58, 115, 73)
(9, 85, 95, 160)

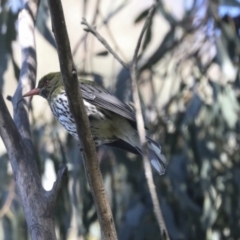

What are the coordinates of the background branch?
(81, 18, 129, 70)
(72, 0, 101, 56)
(130, 1, 169, 239)
(47, 0, 118, 239)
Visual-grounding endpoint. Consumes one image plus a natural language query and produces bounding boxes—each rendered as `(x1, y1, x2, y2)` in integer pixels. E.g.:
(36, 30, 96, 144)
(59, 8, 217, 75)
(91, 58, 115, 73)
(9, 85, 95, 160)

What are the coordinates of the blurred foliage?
(0, 0, 18, 91)
(1, 0, 240, 240)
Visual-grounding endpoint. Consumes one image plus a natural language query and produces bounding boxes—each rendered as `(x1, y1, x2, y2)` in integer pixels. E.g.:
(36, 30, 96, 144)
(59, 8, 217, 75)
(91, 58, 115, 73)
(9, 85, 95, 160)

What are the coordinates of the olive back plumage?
(37, 72, 167, 175)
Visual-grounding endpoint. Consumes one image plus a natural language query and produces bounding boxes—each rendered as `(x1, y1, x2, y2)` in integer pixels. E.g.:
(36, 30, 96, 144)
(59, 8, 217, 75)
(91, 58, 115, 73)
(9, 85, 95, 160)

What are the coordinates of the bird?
(23, 72, 167, 175)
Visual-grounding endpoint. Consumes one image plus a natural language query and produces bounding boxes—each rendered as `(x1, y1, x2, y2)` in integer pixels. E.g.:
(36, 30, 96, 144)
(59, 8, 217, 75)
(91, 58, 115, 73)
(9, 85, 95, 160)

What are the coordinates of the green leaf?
(142, 21, 152, 52)
(95, 50, 109, 57)
(219, 0, 240, 7)
(134, 8, 149, 23)
(218, 86, 239, 128)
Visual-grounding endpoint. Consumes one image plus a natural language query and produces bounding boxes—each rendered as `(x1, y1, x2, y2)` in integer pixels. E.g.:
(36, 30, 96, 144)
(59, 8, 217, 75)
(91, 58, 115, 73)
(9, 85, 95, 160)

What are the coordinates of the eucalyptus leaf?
(219, 0, 240, 7)
(218, 86, 239, 128)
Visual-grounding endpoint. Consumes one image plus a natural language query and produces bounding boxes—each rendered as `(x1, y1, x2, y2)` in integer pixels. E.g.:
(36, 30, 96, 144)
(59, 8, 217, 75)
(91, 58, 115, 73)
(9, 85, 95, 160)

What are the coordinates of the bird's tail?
(146, 137, 167, 175)
(116, 129, 167, 174)
(134, 137, 167, 175)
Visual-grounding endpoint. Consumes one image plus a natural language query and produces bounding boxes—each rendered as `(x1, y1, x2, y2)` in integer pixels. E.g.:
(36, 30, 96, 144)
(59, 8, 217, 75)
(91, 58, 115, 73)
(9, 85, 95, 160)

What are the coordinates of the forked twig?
(81, 18, 130, 70)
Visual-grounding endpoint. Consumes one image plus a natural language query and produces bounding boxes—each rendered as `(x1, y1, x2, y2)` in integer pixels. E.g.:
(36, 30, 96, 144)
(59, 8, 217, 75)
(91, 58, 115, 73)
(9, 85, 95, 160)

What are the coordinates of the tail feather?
(147, 137, 167, 175)
(135, 137, 167, 175)
(109, 130, 167, 174)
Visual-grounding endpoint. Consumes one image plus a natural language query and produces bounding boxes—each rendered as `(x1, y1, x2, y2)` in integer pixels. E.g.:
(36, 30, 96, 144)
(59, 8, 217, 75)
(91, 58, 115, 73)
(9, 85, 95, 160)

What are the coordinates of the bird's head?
(23, 72, 63, 100)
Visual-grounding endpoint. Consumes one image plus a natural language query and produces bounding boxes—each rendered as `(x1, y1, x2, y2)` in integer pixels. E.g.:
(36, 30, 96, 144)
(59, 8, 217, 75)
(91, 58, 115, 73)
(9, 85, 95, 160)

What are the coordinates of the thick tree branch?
(12, 7, 37, 152)
(130, 1, 169, 239)
(47, 0, 117, 239)
(0, 1, 67, 239)
(0, 92, 66, 240)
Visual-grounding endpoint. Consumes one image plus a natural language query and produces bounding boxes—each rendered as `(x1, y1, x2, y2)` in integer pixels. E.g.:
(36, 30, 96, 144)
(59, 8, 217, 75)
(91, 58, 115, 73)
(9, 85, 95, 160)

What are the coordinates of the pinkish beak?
(23, 88, 41, 97)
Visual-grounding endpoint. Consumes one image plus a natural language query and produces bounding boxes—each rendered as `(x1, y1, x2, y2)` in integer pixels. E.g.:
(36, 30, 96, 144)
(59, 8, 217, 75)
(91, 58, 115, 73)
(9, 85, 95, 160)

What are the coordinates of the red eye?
(44, 79, 49, 86)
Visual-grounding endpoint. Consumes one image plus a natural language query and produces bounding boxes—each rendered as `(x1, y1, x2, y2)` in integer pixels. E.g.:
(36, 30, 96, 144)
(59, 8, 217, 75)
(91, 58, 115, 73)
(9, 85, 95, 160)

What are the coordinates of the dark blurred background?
(0, 0, 240, 239)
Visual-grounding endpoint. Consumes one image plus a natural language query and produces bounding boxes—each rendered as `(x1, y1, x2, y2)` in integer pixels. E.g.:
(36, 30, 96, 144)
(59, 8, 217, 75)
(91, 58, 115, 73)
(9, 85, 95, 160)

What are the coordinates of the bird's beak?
(22, 88, 41, 97)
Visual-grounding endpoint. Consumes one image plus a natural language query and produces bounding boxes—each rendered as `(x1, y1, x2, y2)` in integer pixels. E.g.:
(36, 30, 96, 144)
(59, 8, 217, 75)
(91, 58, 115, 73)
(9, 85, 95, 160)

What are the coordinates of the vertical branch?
(130, 1, 169, 240)
(47, 0, 118, 239)
(12, 2, 38, 151)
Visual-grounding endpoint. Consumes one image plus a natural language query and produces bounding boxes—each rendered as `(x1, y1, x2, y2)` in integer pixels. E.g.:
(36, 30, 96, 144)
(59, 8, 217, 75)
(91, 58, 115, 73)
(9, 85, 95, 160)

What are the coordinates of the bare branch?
(131, 2, 156, 64)
(81, 17, 130, 70)
(98, 10, 128, 62)
(47, 165, 68, 207)
(0, 181, 15, 218)
(47, 0, 118, 239)
(0, 93, 58, 240)
(73, 1, 129, 59)
(130, 1, 169, 239)
(72, 0, 101, 56)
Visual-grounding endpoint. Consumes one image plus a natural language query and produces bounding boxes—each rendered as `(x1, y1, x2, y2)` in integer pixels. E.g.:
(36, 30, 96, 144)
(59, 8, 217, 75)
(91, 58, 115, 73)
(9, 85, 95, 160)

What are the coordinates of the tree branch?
(81, 17, 130, 70)
(47, 0, 118, 239)
(47, 165, 68, 208)
(0, 1, 67, 239)
(130, 1, 169, 239)
(72, 0, 101, 56)
(12, 5, 37, 152)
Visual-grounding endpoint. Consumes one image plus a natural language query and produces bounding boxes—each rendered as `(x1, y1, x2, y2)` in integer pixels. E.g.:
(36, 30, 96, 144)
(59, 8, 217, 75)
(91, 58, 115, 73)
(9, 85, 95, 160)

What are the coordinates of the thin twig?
(0, 181, 15, 218)
(73, 1, 128, 57)
(47, 165, 68, 207)
(98, 10, 127, 62)
(130, 1, 169, 239)
(72, 0, 101, 57)
(81, 17, 130, 70)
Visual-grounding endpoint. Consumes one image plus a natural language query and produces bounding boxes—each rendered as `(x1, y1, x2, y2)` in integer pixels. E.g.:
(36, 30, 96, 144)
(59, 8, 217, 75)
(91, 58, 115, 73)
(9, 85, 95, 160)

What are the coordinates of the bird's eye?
(44, 79, 49, 86)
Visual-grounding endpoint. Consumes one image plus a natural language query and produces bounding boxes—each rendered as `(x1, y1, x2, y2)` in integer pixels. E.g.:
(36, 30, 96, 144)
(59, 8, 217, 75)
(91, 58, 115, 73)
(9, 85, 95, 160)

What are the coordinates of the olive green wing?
(80, 81, 136, 123)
